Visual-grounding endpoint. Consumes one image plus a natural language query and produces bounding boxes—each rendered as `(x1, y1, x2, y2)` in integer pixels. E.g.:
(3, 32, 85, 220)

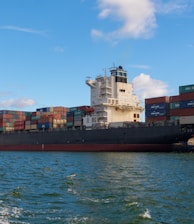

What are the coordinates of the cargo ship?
(0, 66, 193, 152)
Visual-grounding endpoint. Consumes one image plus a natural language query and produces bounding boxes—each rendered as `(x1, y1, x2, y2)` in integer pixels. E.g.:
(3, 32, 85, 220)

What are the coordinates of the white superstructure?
(86, 66, 143, 128)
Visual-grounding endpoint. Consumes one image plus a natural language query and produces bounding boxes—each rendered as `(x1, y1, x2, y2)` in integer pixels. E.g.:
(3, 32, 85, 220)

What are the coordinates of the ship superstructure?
(86, 66, 143, 128)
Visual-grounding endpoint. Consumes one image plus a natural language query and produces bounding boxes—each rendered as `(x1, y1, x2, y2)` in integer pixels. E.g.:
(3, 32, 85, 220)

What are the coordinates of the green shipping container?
(170, 116, 179, 121)
(179, 84, 194, 94)
(170, 102, 181, 109)
(74, 111, 84, 116)
(66, 122, 73, 127)
(25, 112, 32, 117)
(31, 116, 40, 120)
(69, 107, 78, 112)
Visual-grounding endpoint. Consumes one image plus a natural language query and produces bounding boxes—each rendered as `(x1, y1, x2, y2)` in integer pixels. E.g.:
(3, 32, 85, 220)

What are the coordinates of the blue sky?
(0, 0, 194, 112)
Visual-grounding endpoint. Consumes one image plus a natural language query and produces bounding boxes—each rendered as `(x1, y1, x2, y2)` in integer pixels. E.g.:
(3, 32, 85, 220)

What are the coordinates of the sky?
(0, 0, 194, 113)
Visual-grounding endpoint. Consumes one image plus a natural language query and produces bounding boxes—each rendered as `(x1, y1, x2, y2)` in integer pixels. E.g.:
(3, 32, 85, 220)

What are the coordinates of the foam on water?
(66, 174, 76, 178)
(141, 208, 152, 219)
(0, 205, 24, 224)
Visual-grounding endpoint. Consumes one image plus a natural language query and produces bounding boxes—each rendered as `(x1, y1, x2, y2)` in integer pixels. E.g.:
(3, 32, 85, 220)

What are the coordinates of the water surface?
(0, 152, 193, 223)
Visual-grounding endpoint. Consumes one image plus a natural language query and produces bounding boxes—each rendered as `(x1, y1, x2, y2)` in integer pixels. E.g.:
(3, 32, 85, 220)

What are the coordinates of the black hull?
(0, 126, 192, 152)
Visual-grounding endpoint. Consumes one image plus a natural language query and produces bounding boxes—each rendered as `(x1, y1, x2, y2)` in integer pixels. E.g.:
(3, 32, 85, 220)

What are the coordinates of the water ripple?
(0, 152, 193, 223)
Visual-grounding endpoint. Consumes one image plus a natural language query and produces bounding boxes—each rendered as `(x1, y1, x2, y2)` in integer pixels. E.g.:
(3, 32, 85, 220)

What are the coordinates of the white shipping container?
(179, 116, 194, 124)
(25, 125, 31, 130)
(30, 124, 38, 130)
(83, 115, 92, 127)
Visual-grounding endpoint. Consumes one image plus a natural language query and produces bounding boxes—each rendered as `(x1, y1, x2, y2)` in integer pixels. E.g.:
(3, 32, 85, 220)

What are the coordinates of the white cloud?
(132, 73, 169, 100)
(0, 25, 46, 35)
(92, 0, 157, 41)
(92, 0, 193, 42)
(0, 98, 36, 109)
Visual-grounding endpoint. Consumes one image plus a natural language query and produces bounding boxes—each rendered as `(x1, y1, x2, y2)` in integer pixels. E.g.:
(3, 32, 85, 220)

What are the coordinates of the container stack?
(0, 110, 26, 132)
(169, 84, 194, 124)
(145, 97, 170, 123)
(25, 111, 40, 131)
(36, 106, 68, 130)
(66, 106, 94, 129)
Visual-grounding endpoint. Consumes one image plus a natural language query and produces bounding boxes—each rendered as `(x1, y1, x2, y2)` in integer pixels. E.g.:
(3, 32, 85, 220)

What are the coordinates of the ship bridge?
(110, 66, 128, 83)
(86, 65, 144, 127)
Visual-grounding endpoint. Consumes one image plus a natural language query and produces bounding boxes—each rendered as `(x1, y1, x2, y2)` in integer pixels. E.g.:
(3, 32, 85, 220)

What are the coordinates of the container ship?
(0, 66, 193, 152)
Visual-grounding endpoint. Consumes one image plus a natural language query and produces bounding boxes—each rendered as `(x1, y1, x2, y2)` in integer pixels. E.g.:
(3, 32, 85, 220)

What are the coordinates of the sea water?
(0, 151, 193, 224)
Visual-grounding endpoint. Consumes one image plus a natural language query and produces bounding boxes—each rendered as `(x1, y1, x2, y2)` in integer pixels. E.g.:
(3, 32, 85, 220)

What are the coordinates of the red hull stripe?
(0, 144, 174, 152)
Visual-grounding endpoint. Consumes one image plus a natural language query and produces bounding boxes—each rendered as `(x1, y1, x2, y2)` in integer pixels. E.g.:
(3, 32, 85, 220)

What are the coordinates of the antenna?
(103, 68, 107, 76)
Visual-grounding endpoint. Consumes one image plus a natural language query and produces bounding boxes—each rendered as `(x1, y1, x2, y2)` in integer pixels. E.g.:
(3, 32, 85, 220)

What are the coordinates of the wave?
(141, 208, 152, 219)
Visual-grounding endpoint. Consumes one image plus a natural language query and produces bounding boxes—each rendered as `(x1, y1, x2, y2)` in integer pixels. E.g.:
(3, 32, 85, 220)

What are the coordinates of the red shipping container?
(146, 116, 169, 122)
(14, 125, 25, 131)
(145, 96, 170, 105)
(31, 111, 37, 116)
(169, 108, 194, 116)
(169, 95, 180, 103)
(67, 117, 74, 122)
(179, 92, 194, 101)
(14, 120, 25, 131)
(14, 120, 24, 125)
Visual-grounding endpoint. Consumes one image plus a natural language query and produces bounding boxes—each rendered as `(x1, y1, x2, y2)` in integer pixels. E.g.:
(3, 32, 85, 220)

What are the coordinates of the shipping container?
(146, 116, 169, 122)
(74, 111, 85, 116)
(176, 92, 194, 101)
(67, 111, 74, 117)
(179, 84, 194, 94)
(30, 124, 38, 130)
(170, 116, 179, 121)
(66, 122, 73, 127)
(14, 120, 25, 131)
(69, 107, 78, 112)
(36, 107, 51, 112)
(180, 100, 194, 108)
(31, 116, 40, 120)
(77, 106, 94, 113)
(83, 115, 92, 127)
(53, 119, 66, 124)
(145, 102, 169, 110)
(145, 109, 168, 117)
(25, 120, 31, 125)
(179, 116, 194, 125)
(74, 120, 82, 127)
(170, 102, 181, 109)
(25, 124, 31, 130)
(170, 95, 180, 103)
(74, 115, 82, 121)
(30, 120, 38, 125)
(53, 106, 68, 113)
(169, 108, 194, 116)
(25, 112, 32, 117)
(145, 96, 170, 105)
(67, 117, 74, 122)
(38, 122, 52, 129)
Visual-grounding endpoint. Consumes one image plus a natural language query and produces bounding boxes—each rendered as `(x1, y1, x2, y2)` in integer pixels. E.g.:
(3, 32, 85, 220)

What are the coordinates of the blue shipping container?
(38, 122, 52, 129)
(145, 109, 168, 117)
(67, 111, 74, 117)
(180, 100, 194, 108)
(145, 102, 169, 110)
